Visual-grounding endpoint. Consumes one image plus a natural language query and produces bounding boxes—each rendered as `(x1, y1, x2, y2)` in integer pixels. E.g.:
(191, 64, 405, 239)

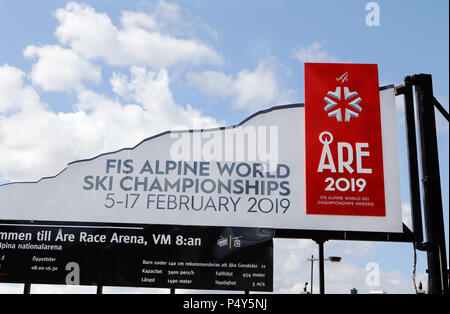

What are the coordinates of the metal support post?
(410, 74, 448, 294)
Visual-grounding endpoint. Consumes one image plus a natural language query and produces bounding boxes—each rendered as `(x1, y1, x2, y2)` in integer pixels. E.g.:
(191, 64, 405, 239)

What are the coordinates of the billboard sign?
(305, 63, 387, 216)
(0, 64, 402, 233)
(0, 223, 273, 291)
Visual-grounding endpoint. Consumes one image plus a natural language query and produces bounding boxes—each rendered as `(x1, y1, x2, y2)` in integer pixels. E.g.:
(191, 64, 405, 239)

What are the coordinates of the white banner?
(0, 87, 402, 232)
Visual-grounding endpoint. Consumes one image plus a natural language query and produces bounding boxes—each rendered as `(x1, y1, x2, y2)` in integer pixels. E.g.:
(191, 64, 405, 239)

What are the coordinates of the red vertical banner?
(305, 63, 386, 216)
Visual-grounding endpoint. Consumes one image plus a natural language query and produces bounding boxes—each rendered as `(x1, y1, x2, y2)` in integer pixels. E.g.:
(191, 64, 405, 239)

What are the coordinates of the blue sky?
(0, 0, 448, 294)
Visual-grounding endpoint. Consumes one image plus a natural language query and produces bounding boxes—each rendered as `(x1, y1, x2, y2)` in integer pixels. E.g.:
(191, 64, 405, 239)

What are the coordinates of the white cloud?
(186, 58, 296, 111)
(149, 0, 221, 41)
(109, 66, 220, 130)
(24, 45, 101, 92)
(1, 2, 222, 182)
(110, 66, 177, 111)
(293, 42, 339, 63)
(185, 70, 234, 99)
(0, 64, 44, 114)
(54, 2, 223, 68)
(150, 0, 182, 30)
(0, 65, 219, 182)
(120, 11, 158, 31)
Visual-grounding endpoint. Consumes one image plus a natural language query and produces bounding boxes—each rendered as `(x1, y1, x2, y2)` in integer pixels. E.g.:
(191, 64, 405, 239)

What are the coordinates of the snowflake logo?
(323, 86, 362, 122)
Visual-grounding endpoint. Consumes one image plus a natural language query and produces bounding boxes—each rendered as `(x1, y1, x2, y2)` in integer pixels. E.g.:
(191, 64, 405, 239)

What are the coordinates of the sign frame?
(0, 85, 416, 243)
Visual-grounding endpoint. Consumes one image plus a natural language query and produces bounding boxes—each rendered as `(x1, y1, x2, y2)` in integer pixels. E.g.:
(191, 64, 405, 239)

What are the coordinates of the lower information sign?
(0, 222, 273, 291)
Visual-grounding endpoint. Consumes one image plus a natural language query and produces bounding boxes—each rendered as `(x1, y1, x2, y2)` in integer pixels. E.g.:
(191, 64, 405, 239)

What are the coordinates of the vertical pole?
(23, 283, 31, 294)
(412, 74, 448, 295)
(317, 240, 325, 295)
(310, 255, 314, 294)
(397, 80, 423, 242)
(96, 285, 103, 294)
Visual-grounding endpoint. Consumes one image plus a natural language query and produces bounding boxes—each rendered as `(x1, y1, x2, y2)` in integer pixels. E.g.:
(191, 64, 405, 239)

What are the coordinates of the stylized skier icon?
(336, 72, 349, 83)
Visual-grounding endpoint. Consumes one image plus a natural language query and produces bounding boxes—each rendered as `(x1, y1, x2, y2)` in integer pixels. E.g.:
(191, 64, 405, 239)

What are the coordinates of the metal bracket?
(415, 242, 436, 252)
